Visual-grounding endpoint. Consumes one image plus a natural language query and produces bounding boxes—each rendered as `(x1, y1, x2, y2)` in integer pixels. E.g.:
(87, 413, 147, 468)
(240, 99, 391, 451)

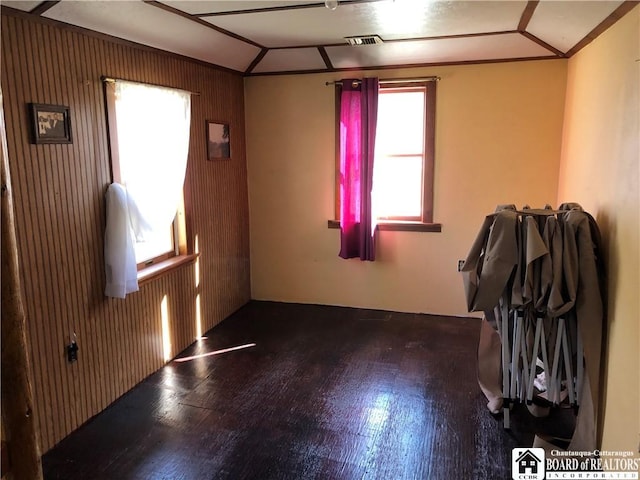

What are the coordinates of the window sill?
(138, 253, 198, 286)
(327, 219, 442, 233)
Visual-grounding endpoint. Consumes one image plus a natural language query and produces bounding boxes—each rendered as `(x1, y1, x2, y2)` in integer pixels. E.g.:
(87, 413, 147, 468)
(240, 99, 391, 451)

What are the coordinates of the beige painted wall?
(558, 6, 639, 452)
(245, 60, 567, 316)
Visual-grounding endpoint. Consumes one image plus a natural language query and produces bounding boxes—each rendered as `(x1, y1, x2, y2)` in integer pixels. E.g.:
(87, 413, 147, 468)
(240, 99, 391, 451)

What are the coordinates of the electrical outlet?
(457, 259, 465, 272)
(67, 341, 79, 363)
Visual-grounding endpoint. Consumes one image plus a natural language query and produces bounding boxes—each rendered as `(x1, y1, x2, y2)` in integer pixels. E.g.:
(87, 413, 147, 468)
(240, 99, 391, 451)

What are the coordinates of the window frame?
(104, 78, 194, 278)
(333, 79, 440, 232)
(374, 83, 429, 222)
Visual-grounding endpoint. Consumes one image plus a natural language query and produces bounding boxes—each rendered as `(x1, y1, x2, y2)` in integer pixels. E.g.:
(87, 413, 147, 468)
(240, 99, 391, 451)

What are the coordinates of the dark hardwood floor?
(42, 301, 572, 479)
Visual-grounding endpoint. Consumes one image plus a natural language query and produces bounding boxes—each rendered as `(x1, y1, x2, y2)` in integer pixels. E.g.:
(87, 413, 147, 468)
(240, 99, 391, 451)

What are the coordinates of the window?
(104, 78, 191, 272)
(334, 79, 438, 230)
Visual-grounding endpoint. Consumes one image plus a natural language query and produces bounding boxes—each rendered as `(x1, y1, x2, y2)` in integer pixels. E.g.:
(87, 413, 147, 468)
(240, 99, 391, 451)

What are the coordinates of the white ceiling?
(2, 0, 634, 75)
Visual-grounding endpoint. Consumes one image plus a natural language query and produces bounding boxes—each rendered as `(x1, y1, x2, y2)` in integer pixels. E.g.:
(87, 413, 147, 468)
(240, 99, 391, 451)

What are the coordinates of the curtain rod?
(101, 76, 200, 96)
(325, 76, 440, 86)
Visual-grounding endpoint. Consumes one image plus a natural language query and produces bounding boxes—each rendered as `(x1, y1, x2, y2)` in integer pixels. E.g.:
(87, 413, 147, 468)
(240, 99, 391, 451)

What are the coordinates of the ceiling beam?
(520, 31, 565, 57)
(267, 30, 523, 51)
(144, 0, 265, 49)
(194, 0, 384, 17)
(517, 1, 540, 31)
(246, 56, 560, 77)
(566, 0, 639, 57)
(29, 1, 59, 16)
(318, 47, 334, 70)
(245, 48, 269, 75)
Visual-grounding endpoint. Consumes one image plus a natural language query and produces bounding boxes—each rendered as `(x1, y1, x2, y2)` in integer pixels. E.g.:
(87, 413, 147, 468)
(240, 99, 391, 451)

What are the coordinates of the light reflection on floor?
(173, 343, 256, 363)
(364, 390, 392, 429)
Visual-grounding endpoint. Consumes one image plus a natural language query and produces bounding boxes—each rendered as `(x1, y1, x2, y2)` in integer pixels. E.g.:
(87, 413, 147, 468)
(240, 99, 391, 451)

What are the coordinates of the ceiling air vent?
(345, 35, 383, 46)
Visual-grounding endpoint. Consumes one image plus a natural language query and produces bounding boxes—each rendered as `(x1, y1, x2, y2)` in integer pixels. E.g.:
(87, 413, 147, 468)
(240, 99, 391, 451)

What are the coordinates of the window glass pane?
(133, 226, 174, 264)
(373, 156, 423, 218)
(375, 90, 425, 156)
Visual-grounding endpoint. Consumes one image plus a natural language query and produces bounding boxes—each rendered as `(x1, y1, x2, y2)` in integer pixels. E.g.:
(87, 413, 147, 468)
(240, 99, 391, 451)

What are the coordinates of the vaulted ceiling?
(4, 0, 637, 75)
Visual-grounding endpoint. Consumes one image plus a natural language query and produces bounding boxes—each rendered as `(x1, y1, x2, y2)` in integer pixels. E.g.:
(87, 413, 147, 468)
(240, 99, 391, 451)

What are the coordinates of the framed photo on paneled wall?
(29, 103, 73, 144)
(206, 120, 230, 160)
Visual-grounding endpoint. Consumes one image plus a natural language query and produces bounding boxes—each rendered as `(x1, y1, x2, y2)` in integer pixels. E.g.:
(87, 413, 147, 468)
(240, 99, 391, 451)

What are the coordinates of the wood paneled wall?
(1, 11, 251, 453)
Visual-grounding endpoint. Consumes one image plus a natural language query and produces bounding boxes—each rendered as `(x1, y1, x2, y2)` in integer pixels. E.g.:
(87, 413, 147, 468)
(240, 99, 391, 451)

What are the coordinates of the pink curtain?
(339, 78, 379, 260)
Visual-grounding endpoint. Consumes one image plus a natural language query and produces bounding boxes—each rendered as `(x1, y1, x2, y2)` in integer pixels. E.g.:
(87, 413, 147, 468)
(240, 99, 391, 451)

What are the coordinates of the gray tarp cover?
(461, 204, 604, 452)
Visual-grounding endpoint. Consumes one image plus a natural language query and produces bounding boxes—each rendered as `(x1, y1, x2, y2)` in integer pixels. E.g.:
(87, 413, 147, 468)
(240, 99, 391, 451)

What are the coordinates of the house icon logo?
(512, 447, 545, 480)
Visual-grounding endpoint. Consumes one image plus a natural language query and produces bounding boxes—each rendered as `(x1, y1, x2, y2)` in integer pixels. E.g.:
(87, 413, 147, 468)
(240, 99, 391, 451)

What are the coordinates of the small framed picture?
(29, 103, 73, 144)
(206, 121, 230, 160)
